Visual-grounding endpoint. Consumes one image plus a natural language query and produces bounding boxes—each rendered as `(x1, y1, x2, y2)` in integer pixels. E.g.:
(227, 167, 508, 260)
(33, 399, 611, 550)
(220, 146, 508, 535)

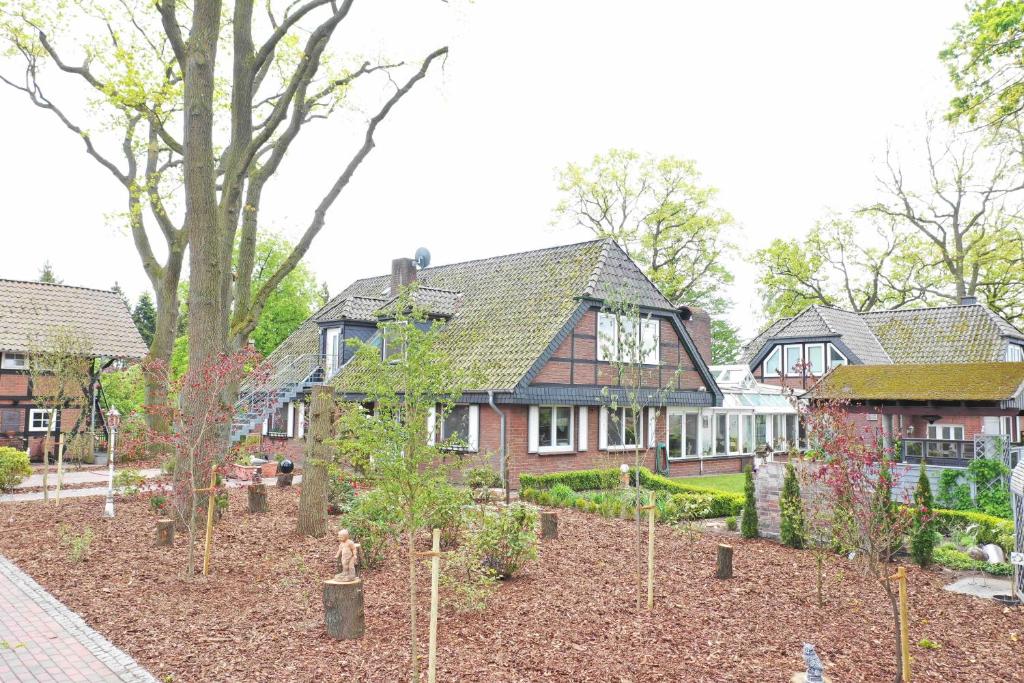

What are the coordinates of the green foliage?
(65, 434, 94, 464)
(634, 468, 744, 516)
(100, 366, 146, 417)
(910, 461, 936, 568)
(160, 459, 175, 475)
(548, 483, 577, 503)
(342, 489, 401, 570)
(519, 469, 621, 492)
(0, 446, 32, 491)
(131, 292, 157, 347)
(938, 459, 1012, 518)
(59, 526, 94, 563)
(149, 494, 169, 515)
(725, 516, 738, 532)
(469, 504, 538, 579)
(465, 467, 501, 503)
(938, 468, 974, 511)
(326, 466, 356, 516)
(711, 320, 742, 364)
(39, 261, 61, 284)
(439, 540, 498, 612)
(667, 492, 714, 523)
(779, 463, 806, 549)
(425, 484, 471, 549)
(934, 544, 1012, 576)
(113, 468, 144, 495)
(928, 507, 1014, 554)
(741, 465, 759, 539)
(917, 639, 942, 650)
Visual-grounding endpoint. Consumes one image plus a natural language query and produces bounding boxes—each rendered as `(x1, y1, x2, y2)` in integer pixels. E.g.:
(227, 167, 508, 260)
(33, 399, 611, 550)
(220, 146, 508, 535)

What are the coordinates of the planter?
(259, 461, 278, 478)
(229, 463, 260, 481)
(94, 452, 108, 466)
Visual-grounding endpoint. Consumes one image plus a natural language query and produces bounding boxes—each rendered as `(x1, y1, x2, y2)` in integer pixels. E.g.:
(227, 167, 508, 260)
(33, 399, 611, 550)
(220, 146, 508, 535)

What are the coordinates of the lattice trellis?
(1010, 462, 1024, 598)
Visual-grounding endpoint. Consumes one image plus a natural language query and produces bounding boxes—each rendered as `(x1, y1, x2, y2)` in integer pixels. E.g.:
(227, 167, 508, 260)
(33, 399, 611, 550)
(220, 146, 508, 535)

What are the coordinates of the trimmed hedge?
(933, 545, 1012, 576)
(930, 508, 1013, 553)
(519, 467, 743, 518)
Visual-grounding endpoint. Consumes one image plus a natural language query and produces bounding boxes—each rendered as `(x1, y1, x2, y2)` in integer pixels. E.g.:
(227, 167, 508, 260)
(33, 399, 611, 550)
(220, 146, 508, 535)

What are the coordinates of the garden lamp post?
(103, 406, 121, 518)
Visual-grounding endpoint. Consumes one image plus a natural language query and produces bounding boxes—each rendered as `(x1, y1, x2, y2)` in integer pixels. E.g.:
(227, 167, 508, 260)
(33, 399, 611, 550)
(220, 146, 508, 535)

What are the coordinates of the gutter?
(487, 390, 509, 504)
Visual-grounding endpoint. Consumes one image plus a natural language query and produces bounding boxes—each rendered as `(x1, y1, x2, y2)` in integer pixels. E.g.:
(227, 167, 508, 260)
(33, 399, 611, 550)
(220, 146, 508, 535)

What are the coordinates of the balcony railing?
(902, 438, 976, 463)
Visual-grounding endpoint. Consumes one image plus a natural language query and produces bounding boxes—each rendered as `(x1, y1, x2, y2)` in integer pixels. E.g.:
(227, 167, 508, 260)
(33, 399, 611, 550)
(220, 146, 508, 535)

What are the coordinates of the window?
(606, 407, 639, 449)
(685, 413, 698, 457)
(755, 414, 767, 447)
(536, 406, 573, 452)
(742, 414, 754, 453)
(828, 344, 847, 368)
(29, 409, 55, 432)
(267, 403, 290, 437)
(928, 424, 964, 440)
(763, 347, 782, 377)
(784, 345, 803, 377)
(441, 404, 479, 451)
(1, 352, 27, 370)
(597, 312, 660, 364)
(1002, 416, 1019, 441)
(0, 409, 20, 432)
(786, 414, 798, 447)
(805, 343, 825, 376)
(715, 413, 726, 455)
(1008, 344, 1024, 362)
(324, 327, 341, 377)
(728, 414, 740, 454)
(773, 414, 786, 449)
(667, 411, 700, 459)
(382, 322, 407, 363)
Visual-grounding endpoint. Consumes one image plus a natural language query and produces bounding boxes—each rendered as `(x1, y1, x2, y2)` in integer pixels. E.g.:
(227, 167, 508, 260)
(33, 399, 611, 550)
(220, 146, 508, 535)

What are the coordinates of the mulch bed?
(0, 488, 1021, 682)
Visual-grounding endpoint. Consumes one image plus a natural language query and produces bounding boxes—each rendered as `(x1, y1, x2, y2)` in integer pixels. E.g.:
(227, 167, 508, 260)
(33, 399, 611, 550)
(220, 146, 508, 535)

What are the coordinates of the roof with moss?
(265, 239, 680, 392)
(806, 362, 1024, 402)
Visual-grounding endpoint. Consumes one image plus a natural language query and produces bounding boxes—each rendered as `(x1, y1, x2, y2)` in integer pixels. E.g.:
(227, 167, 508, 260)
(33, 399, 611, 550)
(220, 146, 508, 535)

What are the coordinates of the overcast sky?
(0, 1, 966, 340)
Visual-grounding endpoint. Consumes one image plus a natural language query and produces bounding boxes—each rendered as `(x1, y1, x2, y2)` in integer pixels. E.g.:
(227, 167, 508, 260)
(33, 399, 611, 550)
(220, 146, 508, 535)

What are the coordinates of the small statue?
(334, 528, 360, 582)
(802, 643, 824, 683)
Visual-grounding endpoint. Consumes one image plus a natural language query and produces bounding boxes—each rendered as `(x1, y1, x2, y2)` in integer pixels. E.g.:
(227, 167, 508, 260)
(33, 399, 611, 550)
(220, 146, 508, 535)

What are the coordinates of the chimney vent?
(391, 257, 417, 295)
(960, 296, 978, 306)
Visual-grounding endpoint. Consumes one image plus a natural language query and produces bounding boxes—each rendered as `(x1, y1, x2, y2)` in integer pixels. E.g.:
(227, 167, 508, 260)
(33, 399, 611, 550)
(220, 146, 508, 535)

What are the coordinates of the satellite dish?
(414, 247, 431, 270)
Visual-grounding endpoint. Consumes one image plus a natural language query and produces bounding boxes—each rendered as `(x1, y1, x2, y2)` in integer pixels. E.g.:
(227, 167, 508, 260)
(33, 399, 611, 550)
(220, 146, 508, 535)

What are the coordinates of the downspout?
(487, 391, 508, 504)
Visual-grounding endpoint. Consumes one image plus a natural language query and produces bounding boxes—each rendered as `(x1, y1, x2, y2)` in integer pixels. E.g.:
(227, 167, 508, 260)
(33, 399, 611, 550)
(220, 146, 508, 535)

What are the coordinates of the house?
(236, 239, 789, 485)
(741, 300, 1024, 445)
(707, 365, 800, 460)
(0, 279, 149, 460)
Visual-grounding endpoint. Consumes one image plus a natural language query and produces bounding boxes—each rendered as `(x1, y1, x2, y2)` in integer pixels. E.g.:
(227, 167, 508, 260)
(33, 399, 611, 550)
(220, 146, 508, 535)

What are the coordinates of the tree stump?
(540, 511, 558, 539)
(716, 543, 733, 579)
(276, 472, 294, 487)
(247, 483, 268, 513)
(155, 518, 175, 547)
(323, 578, 365, 640)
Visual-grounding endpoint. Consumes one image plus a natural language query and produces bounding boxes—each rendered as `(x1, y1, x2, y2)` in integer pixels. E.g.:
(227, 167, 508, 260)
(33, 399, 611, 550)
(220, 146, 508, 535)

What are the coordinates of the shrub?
(470, 504, 538, 579)
(741, 465, 759, 539)
(725, 516, 738, 531)
(910, 460, 936, 568)
(149, 494, 169, 515)
(160, 458, 175, 475)
(548, 483, 576, 504)
(65, 433, 94, 464)
(933, 544, 1012, 576)
(342, 489, 401, 570)
(929, 508, 1013, 553)
(59, 526, 94, 563)
(779, 463, 806, 549)
(0, 447, 32, 492)
(327, 467, 356, 516)
(439, 542, 498, 612)
(113, 468, 145, 496)
(668, 492, 714, 523)
(426, 483, 471, 549)
(938, 459, 1012, 518)
(465, 467, 501, 491)
(519, 469, 620, 492)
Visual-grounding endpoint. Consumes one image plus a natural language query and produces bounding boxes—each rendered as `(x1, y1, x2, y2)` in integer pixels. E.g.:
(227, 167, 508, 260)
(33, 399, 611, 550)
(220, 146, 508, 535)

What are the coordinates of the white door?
(324, 328, 341, 377)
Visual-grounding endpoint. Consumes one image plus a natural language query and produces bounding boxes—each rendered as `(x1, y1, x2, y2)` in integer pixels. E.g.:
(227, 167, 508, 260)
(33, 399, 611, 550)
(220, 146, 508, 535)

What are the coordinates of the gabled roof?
(742, 302, 1024, 367)
(807, 362, 1024, 403)
(0, 279, 148, 359)
(265, 239, 703, 393)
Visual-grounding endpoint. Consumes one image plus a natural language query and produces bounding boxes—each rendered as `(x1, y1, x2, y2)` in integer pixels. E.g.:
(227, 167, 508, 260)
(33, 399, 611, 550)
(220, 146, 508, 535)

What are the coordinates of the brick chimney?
(678, 305, 712, 366)
(391, 257, 417, 295)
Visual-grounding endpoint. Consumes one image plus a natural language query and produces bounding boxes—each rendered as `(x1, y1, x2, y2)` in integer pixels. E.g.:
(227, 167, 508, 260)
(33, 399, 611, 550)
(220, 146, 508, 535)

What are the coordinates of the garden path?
(0, 555, 155, 683)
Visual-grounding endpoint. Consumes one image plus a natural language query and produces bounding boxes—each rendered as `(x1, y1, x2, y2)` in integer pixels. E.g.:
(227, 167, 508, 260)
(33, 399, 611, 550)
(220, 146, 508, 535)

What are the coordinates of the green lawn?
(672, 472, 745, 495)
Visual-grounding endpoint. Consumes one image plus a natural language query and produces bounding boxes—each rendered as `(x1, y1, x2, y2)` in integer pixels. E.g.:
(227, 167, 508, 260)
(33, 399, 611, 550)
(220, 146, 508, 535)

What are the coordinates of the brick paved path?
(0, 555, 155, 683)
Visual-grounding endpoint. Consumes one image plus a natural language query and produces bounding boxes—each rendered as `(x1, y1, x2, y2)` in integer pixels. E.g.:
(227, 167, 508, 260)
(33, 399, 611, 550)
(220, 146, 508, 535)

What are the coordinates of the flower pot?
(259, 461, 278, 478)
(230, 464, 260, 481)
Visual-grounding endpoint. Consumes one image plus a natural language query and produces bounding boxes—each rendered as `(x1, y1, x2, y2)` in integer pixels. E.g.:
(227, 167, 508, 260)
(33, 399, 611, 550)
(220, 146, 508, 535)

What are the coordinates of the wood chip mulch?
(0, 488, 1021, 682)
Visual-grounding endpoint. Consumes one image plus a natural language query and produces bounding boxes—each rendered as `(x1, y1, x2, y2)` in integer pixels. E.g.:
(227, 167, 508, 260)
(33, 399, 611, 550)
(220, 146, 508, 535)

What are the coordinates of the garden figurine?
(334, 528, 360, 582)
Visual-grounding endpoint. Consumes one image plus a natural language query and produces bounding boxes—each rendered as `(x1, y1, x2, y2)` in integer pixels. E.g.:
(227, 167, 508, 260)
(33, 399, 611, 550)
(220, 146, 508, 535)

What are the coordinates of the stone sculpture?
(334, 528, 359, 582)
(802, 643, 824, 683)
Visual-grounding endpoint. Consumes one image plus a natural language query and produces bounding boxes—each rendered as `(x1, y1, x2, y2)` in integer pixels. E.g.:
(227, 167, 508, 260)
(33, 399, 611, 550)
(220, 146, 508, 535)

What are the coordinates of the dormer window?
(763, 347, 782, 377)
(382, 322, 408, 363)
(805, 343, 825, 376)
(784, 345, 802, 377)
(829, 344, 847, 367)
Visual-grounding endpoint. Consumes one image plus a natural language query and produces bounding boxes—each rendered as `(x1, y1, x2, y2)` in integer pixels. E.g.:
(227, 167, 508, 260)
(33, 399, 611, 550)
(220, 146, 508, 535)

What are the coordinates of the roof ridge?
(807, 305, 836, 334)
(0, 278, 123, 297)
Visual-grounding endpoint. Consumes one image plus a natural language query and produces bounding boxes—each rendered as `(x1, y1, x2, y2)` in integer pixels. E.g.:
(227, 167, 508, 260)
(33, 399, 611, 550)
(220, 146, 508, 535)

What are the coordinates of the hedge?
(933, 545, 1012, 576)
(519, 467, 743, 518)
(930, 508, 1014, 553)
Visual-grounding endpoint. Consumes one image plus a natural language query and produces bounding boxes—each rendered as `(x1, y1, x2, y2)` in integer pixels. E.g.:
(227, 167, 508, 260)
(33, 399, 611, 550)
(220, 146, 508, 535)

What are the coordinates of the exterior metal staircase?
(230, 353, 323, 443)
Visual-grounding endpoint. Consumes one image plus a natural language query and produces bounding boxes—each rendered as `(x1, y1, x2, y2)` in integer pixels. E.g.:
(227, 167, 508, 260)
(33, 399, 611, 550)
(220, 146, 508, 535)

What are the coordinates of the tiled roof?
(315, 296, 388, 323)
(0, 280, 148, 359)
(807, 362, 1024, 402)
(265, 239, 677, 393)
(745, 302, 1023, 367)
(378, 287, 462, 319)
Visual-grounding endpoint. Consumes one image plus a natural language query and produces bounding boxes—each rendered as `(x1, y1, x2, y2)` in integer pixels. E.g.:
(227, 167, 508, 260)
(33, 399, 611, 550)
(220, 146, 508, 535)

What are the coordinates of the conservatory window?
(743, 414, 755, 453)
(728, 414, 740, 454)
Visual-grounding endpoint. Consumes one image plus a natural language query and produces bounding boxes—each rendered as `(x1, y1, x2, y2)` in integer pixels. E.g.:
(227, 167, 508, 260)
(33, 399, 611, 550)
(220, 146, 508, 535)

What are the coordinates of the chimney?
(678, 305, 713, 366)
(960, 296, 978, 306)
(391, 257, 417, 295)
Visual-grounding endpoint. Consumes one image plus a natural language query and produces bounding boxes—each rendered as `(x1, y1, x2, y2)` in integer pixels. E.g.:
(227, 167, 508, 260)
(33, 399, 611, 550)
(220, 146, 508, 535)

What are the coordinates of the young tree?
(910, 460, 936, 568)
(27, 327, 92, 503)
(336, 292, 473, 681)
(554, 149, 742, 351)
(38, 261, 61, 284)
(779, 462, 806, 549)
(804, 400, 914, 682)
(132, 293, 158, 347)
(0, 1, 449, 459)
(598, 295, 678, 612)
(740, 465, 759, 539)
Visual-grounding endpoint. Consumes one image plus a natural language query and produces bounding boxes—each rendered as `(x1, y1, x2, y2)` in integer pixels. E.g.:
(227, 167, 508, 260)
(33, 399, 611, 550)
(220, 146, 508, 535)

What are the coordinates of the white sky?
(0, 0, 966, 340)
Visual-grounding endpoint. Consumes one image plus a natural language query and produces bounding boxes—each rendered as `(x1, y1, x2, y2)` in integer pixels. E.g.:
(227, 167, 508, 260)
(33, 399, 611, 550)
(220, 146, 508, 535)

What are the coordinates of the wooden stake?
(716, 544, 733, 580)
(890, 565, 911, 683)
(646, 492, 655, 609)
(55, 433, 65, 506)
(428, 528, 441, 683)
(201, 463, 217, 577)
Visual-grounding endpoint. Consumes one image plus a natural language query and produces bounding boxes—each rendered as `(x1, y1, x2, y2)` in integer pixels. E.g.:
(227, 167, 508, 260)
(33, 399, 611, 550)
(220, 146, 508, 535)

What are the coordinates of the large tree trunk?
(178, 0, 225, 523)
(144, 272, 180, 438)
(296, 385, 334, 537)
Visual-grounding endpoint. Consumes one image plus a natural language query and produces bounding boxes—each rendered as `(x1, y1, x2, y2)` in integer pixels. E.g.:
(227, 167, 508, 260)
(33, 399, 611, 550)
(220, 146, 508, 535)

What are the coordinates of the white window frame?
(640, 319, 660, 365)
(805, 343, 825, 376)
(742, 414, 754, 454)
(29, 408, 55, 432)
(928, 424, 964, 441)
(827, 343, 848, 369)
(1, 352, 27, 370)
(530, 405, 574, 454)
(602, 406, 641, 451)
(324, 327, 341, 377)
(440, 404, 479, 452)
(763, 346, 782, 377)
(1008, 344, 1024, 362)
(597, 312, 660, 365)
(578, 406, 588, 451)
(784, 344, 803, 377)
(666, 409, 701, 460)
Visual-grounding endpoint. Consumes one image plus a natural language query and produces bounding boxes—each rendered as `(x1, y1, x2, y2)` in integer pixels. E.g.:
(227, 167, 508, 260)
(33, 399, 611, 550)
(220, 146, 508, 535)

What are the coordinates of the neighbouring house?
(235, 239, 791, 485)
(805, 362, 1024, 467)
(742, 300, 1024, 448)
(0, 279, 148, 460)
